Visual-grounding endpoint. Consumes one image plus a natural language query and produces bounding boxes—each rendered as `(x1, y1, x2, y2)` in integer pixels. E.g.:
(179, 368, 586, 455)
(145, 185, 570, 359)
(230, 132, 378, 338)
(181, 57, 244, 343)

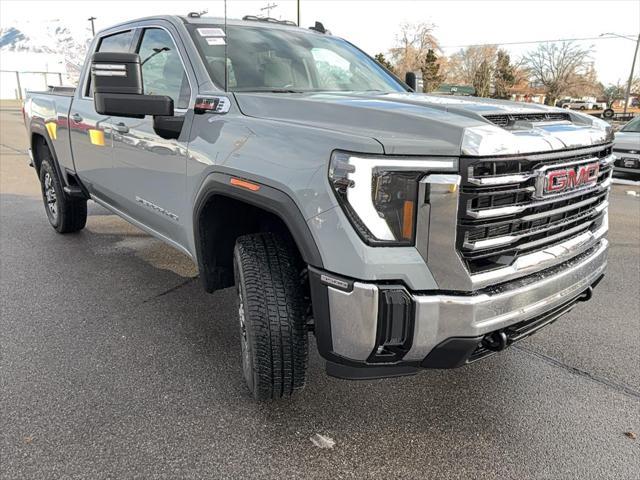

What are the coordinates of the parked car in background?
(613, 116, 640, 177)
(563, 100, 604, 110)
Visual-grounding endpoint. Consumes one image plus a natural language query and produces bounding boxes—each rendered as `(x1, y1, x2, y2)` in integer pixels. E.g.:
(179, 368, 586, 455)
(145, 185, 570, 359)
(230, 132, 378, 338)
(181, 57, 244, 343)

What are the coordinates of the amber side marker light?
(402, 200, 415, 240)
(230, 177, 260, 191)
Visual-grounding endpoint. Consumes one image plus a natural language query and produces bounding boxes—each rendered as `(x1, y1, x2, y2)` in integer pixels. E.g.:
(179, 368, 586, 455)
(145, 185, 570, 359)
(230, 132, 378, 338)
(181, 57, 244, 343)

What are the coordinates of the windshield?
(621, 117, 640, 133)
(188, 24, 406, 93)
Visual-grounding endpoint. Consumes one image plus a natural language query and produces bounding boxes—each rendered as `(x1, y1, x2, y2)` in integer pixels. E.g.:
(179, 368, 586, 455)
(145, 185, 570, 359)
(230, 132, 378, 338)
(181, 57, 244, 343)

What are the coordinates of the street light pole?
(623, 34, 640, 116)
(297, 0, 300, 26)
(88, 16, 96, 36)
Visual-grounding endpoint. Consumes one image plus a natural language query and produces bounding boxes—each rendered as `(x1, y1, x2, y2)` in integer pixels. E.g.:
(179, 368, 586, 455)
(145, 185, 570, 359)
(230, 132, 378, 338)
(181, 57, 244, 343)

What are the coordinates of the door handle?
(112, 122, 129, 134)
(70, 113, 83, 123)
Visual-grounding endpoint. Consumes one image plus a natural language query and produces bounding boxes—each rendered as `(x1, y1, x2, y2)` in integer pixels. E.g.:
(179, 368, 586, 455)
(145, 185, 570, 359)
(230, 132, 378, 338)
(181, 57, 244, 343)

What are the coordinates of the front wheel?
(233, 232, 308, 400)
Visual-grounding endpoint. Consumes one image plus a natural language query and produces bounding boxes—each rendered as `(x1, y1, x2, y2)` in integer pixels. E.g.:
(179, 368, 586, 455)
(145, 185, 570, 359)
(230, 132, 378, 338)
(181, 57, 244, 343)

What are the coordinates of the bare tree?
(523, 41, 593, 105)
(564, 63, 602, 98)
(446, 45, 497, 96)
(601, 82, 626, 107)
(389, 22, 440, 78)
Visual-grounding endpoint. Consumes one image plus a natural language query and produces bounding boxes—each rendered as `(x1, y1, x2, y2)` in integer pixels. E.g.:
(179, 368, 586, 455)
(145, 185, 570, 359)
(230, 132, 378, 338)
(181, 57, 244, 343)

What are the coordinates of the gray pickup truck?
(24, 14, 613, 400)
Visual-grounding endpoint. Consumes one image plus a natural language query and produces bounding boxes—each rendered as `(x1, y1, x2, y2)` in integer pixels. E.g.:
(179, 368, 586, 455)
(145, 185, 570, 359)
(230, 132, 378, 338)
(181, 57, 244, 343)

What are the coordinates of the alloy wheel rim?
(44, 172, 58, 221)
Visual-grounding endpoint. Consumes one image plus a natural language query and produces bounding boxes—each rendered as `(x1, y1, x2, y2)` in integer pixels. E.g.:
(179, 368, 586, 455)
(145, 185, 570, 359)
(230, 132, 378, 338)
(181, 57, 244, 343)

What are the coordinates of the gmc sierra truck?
(24, 15, 613, 400)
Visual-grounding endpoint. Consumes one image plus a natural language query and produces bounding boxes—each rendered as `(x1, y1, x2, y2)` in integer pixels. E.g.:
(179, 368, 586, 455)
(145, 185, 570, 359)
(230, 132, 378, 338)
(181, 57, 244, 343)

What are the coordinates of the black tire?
(233, 232, 308, 400)
(38, 159, 87, 233)
(603, 108, 615, 119)
(579, 106, 586, 110)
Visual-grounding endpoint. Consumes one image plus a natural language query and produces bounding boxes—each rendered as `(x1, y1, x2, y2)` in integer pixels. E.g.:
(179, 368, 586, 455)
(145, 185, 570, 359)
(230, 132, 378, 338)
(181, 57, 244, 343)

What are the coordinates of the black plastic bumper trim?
(326, 361, 419, 380)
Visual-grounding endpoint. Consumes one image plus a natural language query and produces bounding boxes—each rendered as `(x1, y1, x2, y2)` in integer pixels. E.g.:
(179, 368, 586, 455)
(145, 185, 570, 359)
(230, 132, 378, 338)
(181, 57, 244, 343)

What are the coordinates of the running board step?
(63, 185, 87, 198)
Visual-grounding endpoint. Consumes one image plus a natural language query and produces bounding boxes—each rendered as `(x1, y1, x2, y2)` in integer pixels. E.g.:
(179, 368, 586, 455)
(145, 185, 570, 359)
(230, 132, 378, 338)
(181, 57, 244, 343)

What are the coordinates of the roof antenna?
(224, 0, 228, 92)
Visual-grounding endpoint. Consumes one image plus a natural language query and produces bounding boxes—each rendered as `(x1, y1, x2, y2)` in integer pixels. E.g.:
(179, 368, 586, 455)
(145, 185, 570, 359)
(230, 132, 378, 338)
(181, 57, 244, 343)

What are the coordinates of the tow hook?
(578, 286, 593, 302)
(481, 330, 508, 352)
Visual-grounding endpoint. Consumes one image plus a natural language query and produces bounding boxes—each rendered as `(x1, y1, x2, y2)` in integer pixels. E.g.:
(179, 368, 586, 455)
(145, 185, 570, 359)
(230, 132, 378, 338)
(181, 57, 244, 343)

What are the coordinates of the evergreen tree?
(421, 49, 443, 93)
(473, 59, 493, 97)
(374, 53, 395, 74)
(493, 49, 516, 99)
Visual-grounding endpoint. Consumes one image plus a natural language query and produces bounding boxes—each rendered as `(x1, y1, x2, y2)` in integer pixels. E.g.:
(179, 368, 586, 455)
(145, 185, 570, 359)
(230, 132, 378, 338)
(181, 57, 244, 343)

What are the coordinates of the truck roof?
(98, 14, 311, 36)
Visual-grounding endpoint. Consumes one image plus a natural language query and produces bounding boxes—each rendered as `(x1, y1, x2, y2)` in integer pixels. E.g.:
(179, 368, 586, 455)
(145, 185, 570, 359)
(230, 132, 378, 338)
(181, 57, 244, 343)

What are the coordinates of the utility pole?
(297, 0, 300, 26)
(260, 2, 278, 17)
(623, 34, 640, 116)
(601, 32, 639, 116)
(88, 16, 96, 36)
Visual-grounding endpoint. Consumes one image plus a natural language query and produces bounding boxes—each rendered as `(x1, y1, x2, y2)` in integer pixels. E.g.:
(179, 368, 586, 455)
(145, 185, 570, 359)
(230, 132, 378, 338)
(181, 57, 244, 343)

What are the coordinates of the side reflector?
(45, 122, 57, 140)
(401, 200, 414, 240)
(230, 177, 260, 191)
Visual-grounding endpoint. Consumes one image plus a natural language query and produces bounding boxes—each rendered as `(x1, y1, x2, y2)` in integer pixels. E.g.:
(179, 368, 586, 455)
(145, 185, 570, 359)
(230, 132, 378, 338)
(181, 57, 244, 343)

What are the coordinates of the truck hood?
(614, 131, 640, 151)
(234, 91, 613, 156)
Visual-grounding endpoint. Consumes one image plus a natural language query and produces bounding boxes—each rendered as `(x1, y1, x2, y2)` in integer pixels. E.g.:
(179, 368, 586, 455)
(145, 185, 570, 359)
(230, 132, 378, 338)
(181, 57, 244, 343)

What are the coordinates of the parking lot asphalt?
(1, 106, 639, 479)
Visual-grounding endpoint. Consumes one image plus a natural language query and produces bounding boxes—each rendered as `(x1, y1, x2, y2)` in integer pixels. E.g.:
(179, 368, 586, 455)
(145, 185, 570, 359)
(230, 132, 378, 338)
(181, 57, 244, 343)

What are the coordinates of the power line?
(441, 34, 638, 49)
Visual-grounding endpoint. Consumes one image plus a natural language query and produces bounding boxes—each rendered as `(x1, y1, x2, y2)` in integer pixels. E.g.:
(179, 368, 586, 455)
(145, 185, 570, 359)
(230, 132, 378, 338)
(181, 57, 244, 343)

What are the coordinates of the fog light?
(368, 288, 414, 363)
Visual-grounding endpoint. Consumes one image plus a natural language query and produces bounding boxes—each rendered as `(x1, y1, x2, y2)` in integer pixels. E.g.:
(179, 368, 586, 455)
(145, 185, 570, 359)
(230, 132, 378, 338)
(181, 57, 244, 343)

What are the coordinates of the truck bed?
(23, 90, 75, 176)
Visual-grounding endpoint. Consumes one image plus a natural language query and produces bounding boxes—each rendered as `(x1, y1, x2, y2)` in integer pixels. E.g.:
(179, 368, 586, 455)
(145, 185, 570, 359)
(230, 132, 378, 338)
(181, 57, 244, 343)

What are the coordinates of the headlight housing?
(328, 151, 453, 246)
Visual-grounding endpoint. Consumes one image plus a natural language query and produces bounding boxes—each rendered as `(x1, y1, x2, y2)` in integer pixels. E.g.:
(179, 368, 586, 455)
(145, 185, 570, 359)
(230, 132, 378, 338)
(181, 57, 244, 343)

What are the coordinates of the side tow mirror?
(405, 72, 417, 92)
(91, 52, 173, 118)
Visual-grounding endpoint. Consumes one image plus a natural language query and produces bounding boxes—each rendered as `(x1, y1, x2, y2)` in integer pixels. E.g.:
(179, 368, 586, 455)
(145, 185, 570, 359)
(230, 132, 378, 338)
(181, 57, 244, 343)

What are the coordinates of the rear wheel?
(233, 232, 308, 400)
(38, 159, 87, 233)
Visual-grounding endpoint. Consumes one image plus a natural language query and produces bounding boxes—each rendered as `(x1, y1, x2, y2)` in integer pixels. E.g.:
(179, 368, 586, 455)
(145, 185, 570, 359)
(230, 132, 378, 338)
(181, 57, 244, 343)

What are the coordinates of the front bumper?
(613, 153, 640, 175)
(310, 237, 608, 379)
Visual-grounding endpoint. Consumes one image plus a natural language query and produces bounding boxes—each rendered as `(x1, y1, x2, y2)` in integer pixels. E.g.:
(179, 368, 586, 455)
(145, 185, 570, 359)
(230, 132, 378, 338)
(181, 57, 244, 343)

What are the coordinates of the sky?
(1, 0, 639, 86)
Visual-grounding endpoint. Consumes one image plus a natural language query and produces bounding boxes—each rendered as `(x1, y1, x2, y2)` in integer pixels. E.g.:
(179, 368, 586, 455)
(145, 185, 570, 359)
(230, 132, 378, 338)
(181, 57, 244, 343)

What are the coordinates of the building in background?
(0, 51, 67, 99)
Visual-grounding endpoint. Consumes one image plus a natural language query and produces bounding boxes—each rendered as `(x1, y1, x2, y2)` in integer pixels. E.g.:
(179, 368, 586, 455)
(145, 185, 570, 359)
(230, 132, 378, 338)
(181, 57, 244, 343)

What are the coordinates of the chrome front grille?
(457, 144, 613, 274)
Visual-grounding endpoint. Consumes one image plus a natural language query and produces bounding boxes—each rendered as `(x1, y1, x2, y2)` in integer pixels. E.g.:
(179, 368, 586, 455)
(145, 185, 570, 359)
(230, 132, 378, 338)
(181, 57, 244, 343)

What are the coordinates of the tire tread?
(234, 233, 307, 400)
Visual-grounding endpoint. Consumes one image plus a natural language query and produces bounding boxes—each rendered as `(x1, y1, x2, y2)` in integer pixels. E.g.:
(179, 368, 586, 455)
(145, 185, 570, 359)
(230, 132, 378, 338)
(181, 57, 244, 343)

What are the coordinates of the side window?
(98, 30, 134, 52)
(86, 30, 134, 97)
(138, 28, 191, 109)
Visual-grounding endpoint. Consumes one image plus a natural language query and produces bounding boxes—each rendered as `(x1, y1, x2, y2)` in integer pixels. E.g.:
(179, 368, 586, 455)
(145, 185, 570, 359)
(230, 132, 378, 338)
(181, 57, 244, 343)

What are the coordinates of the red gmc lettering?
(545, 163, 599, 194)
(546, 170, 568, 193)
(566, 163, 599, 189)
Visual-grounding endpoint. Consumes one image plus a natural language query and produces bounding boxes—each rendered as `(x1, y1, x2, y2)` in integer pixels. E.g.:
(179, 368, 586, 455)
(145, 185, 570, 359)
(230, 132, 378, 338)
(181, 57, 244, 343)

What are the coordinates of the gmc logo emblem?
(535, 161, 599, 198)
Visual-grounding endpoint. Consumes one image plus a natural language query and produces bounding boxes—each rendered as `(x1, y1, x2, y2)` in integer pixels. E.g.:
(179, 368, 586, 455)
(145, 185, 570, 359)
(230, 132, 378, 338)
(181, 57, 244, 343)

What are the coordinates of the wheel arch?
(30, 128, 63, 180)
(193, 172, 324, 292)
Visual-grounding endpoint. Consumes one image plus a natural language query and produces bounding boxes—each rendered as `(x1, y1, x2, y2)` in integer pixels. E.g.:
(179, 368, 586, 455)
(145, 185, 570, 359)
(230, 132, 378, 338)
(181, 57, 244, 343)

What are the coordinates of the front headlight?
(328, 151, 454, 246)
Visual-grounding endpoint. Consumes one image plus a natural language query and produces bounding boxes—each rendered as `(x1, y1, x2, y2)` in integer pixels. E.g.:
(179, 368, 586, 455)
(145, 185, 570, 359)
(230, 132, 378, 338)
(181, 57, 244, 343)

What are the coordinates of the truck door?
(108, 25, 193, 249)
(70, 29, 136, 199)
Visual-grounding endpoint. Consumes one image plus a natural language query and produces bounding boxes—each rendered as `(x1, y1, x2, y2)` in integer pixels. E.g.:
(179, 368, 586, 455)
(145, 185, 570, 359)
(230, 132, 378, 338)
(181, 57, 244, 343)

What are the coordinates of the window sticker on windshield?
(205, 37, 226, 46)
(198, 28, 225, 37)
